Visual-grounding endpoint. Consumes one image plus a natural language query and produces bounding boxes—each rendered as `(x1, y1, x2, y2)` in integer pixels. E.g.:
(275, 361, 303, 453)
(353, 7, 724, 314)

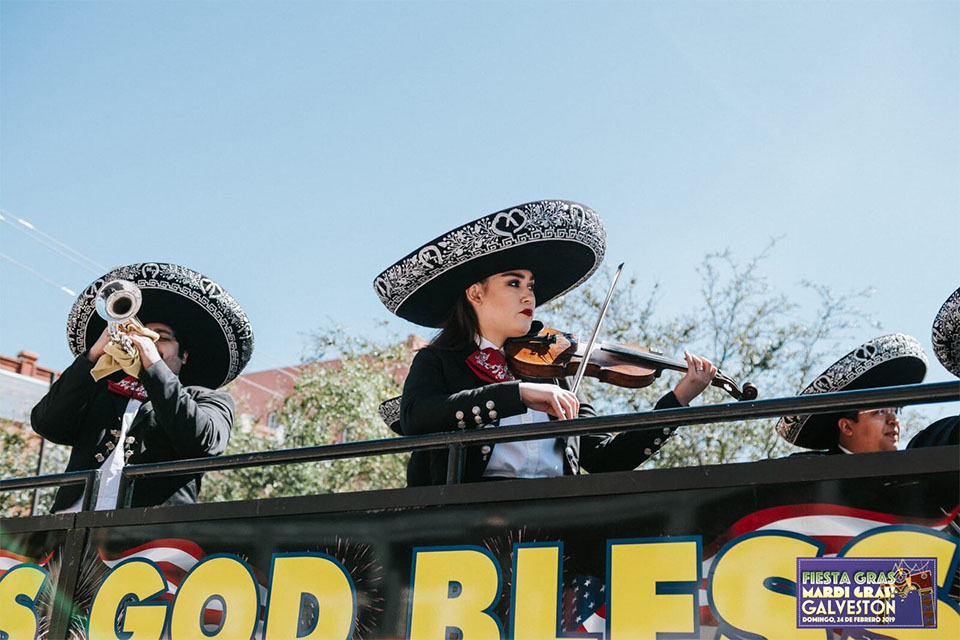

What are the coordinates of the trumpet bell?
(95, 279, 142, 323)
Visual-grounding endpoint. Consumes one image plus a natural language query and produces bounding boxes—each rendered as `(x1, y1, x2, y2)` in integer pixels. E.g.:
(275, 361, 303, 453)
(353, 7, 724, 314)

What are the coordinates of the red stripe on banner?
(0, 549, 37, 564)
(702, 503, 960, 558)
(575, 603, 607, 633)
(700, 604, 717, 625)
(730, 503, 960, 537)
(98, 538, 206, 563)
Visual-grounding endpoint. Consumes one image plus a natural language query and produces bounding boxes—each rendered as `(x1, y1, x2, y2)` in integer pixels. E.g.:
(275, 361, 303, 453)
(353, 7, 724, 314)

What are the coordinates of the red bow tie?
(466, 348, 515, 384)
(107, 376, 148, 402)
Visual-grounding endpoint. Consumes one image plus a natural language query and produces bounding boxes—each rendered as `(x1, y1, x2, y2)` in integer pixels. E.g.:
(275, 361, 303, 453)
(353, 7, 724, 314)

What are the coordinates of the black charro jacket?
(399, 344, 682, 486)
(907, 416, 959, 449)
(31, 352, 234, 511)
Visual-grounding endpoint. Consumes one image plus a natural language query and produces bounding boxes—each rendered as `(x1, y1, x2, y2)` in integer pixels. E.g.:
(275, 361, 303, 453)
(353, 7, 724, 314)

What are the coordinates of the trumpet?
(95, 279, 146, 355)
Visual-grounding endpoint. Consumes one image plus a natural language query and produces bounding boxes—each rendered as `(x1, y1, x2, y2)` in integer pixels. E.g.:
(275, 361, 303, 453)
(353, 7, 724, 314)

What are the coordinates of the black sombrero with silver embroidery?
(932, 287, 960, 378)
(373, 200, 606, 327)
(67, 262, 254, 389)
(776, 334, 927, 449)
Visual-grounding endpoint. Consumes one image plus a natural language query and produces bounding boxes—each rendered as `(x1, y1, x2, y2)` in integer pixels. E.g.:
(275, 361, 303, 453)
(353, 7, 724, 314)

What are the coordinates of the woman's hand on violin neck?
(519, 382, 580, 420)
(673, 351, 718, 406)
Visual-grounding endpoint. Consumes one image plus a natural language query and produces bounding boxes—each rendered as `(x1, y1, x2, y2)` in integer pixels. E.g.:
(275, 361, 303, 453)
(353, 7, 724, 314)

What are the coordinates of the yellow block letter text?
(709, 532, 822, 640)
(263, 553, 355, 639)
(169, 555, 259, 639)
(0, 564, 48, 640)
(87, 559, 168, 639)
(608, 538, 700, 639)
(407, 547, 502, 639)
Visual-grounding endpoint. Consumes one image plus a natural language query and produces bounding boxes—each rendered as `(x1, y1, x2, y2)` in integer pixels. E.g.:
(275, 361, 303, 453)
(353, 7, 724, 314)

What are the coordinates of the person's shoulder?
(907, 415, 959, 449)
(411, 344, 468, 365)
(185, 385, 234, 403)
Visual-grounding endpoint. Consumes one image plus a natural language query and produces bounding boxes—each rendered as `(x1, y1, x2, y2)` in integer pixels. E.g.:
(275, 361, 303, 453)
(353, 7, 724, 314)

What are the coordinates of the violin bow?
(571, 262, 624, 395)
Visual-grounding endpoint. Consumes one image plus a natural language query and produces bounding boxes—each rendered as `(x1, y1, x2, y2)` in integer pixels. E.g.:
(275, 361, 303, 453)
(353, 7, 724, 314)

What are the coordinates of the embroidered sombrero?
(67, 262, 254, 389)
(776, 334, 928, 449)
(373, 200, 606, 327)
(378, 396, 402, 435)
(932, 287, 960, 378)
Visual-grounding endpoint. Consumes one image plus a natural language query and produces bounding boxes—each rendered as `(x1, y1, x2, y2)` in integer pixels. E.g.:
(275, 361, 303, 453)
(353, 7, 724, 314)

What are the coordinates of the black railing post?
(30, 438, 46, 515)
(46, 526, 89, 640)
(117, 469, 134, 509)
(446, 444, 464, 485)
(81, 469, 100, 512)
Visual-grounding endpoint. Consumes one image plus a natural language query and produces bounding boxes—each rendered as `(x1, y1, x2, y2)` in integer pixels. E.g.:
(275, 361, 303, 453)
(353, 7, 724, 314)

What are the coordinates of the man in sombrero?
(776, 334, 928, 455)
(31, 262, 254, 511)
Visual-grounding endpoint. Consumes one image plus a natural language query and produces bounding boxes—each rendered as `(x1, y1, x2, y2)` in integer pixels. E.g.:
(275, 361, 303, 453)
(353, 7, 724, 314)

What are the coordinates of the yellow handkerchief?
(90, 325, 161, 381)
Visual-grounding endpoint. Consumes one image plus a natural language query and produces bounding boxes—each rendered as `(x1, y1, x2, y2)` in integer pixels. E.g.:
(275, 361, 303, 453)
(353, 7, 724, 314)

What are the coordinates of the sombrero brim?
(396, 240, 598, 328)
(67, 263, 254, 389)
(374, 200, 606, 328)
(777, 334, 927, 450)
(378, 396, 402, 435)
(932, 287, 960, 378)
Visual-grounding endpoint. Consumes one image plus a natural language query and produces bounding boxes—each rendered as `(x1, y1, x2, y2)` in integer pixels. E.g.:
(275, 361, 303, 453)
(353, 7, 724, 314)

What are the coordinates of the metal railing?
(0, 469, 100, 512)
(2, 381, 957, 511)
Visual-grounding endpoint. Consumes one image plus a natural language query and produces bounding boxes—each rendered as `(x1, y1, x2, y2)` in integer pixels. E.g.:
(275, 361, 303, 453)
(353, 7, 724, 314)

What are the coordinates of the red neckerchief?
(107, 376, 148, 402)
(466, 347, 515, 384)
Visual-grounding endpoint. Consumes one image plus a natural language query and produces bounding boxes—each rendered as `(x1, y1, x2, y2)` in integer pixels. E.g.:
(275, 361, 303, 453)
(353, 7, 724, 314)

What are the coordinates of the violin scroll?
(712, 372, 759, 401)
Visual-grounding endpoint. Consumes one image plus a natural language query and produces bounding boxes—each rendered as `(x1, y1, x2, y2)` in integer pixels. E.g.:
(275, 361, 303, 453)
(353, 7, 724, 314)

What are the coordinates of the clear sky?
(1, 1, 958, 396)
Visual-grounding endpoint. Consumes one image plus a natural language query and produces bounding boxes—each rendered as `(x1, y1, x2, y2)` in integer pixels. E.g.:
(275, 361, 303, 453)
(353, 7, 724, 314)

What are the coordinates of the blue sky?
(1, 1, 957, 396)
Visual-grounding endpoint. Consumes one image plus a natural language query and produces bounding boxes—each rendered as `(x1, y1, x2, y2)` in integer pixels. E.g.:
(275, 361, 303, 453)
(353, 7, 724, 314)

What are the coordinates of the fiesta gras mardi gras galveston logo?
(797, 557, 937, 629)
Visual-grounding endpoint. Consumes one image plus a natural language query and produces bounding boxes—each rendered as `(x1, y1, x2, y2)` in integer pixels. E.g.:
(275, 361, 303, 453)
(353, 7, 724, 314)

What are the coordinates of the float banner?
(797, 557, 937, 628)
(1, 459, 959, 638)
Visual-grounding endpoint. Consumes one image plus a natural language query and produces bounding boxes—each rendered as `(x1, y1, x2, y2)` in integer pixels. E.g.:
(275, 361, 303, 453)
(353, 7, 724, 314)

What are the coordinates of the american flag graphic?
(566, 573, 606, 636)
(0, 548, 52, 578)
(570, 502, 960, 636)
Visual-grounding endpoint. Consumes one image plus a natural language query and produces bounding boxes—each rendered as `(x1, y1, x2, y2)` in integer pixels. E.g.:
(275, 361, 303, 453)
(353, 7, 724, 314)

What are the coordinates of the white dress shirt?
(59, 397, 141, 513)
(478, 337, 565, 479)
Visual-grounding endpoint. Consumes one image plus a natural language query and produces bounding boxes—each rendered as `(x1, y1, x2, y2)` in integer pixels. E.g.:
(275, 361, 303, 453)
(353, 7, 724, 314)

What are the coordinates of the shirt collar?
(478, 336, 500, 352)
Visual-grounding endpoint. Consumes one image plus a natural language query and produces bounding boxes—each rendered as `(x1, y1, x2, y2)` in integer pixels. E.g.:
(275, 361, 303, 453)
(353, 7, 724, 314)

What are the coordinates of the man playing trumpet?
(31, 263, 254, 511)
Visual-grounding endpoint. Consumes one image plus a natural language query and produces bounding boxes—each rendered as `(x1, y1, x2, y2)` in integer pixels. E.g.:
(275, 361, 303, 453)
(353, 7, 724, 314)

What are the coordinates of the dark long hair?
(431, 287, 482, 351)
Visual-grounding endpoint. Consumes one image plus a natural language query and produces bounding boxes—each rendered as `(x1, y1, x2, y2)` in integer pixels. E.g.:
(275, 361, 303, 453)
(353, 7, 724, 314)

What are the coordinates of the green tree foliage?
(537, 242, 923, 466)
(1, 419, 70, 516)
(204, 328, 414, 501)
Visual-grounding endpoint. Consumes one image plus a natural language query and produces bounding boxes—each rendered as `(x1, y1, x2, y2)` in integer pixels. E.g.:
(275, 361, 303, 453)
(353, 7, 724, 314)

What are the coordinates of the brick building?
(228, 334, 427, 433)
(0, 350, 58, 423)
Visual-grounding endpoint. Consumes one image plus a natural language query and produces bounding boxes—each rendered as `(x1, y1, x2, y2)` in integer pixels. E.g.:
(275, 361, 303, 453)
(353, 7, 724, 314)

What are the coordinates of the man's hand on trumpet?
(128, 332, 162, 369)
(88, 327, 113, 363)
(87, 323, 162, 368)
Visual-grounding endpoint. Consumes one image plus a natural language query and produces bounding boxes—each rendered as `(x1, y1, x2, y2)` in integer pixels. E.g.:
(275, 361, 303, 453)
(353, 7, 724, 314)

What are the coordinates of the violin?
(504, 326, 759, 401)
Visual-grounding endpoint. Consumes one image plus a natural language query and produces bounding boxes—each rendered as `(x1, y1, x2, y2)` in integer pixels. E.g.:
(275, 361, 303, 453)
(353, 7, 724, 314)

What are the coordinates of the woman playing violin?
(373, 200, 718, 486)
